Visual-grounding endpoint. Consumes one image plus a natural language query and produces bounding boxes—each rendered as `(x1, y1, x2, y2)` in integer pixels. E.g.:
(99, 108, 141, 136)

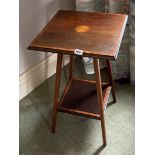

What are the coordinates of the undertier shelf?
(58, 79, 111, 120)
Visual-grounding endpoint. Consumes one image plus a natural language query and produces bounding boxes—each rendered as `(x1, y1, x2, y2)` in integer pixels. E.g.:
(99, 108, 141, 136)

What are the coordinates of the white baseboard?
(19, 54, 70, 100)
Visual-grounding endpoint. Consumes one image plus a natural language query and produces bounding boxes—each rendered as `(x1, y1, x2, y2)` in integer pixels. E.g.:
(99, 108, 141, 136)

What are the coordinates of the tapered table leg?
(68, 55, 74, 80)
(52, 53, 63, 133)
(94, 58, 107, 146)
(106, 60, 116, 103)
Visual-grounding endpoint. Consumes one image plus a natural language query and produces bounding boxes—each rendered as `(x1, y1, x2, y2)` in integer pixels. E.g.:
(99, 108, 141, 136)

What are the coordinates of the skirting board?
(19, 54, 70, 100)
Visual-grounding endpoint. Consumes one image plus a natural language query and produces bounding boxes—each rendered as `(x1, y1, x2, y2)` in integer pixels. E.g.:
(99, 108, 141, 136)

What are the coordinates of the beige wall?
(19, 0, 75, 75)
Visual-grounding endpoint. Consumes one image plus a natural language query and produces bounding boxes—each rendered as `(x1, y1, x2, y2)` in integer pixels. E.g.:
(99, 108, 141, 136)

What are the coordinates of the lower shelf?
(58, 79, 111, 120)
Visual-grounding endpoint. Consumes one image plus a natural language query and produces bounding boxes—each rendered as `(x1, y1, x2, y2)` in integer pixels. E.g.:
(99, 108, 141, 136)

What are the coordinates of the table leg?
(68, 55, 74, 80)
(106, 60, 116, 103)
(52, 53, 63, 133)
(94, 58, 107, 146)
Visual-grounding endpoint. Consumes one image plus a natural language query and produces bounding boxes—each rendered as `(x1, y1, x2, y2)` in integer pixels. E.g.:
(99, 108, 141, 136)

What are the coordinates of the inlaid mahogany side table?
(28, 10, 127, 146)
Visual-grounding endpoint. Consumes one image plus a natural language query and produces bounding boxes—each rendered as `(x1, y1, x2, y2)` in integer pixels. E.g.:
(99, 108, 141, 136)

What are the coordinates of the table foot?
(52, 53, 63, 133)
(94, 58, 107, 145)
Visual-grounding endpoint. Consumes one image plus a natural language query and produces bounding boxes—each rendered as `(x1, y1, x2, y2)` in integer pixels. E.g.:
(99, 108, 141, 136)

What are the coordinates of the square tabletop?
(28, 10, 127, 60)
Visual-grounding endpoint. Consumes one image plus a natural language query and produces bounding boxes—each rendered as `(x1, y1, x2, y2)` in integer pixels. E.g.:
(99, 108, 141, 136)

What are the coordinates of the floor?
(19, 57, 135, 155)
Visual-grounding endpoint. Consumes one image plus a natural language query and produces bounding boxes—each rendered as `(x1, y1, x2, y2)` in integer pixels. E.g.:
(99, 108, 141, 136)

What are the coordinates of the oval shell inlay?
(75, 25, 89, 33)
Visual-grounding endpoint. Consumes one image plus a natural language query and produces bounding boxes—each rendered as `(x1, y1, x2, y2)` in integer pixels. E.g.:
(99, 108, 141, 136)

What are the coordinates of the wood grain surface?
(28, 10, 127, 59)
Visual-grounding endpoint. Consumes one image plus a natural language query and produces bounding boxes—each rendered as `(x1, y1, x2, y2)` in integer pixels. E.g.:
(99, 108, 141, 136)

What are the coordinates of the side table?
(28, 10, 127, 146)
